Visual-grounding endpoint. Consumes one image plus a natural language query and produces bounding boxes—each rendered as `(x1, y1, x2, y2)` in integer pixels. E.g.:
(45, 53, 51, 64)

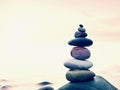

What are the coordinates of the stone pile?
(64, 24, 95, 82)
(58, 24, 118, 90)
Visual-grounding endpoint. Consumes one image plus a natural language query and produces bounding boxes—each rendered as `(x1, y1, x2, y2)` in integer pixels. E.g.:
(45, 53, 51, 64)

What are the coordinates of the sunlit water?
(0, 42, 120, 90)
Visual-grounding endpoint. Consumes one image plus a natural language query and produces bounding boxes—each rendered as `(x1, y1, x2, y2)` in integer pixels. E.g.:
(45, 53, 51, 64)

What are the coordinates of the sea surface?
(0, 42, 120, 90)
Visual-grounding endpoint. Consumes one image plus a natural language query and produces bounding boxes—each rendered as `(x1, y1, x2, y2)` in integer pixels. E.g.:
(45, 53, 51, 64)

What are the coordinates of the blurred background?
(0, 0, 120, 89)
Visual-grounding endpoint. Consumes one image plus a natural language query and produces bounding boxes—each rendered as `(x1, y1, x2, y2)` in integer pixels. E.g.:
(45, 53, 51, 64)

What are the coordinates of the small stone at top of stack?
(75, 24, 87, 38)
(68, 24, 93, 47)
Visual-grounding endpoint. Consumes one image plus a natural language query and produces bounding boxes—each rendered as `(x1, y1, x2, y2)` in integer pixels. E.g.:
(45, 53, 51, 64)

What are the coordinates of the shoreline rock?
(58, 76, 118, 90)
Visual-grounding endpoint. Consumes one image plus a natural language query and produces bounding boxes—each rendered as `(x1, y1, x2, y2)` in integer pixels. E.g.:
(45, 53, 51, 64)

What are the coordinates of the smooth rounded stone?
(1, 85, 12, 89)
(58, 75, 118, 90)
(68, 38, 93, 47)
(79, 24, 84, 28)
(37, 81, 53, 86)
(75, 31, 88, 38)
(66, 70, 95, 82)
(78, 24, 86, 32)
(64, 59, 93, 70)
(71, 47, 90, 60)
(38, 86, 54, 90)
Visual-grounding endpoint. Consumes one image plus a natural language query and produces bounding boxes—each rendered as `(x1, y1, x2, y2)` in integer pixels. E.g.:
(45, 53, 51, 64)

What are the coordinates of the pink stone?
(71, 47, 90, 60)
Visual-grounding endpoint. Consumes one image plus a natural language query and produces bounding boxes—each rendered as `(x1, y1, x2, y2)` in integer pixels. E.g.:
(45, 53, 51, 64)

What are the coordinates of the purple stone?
(71, 47, 90, 60)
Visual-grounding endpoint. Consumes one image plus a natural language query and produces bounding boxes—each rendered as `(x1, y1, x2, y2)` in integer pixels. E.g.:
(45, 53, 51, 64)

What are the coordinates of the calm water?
(0, 42, 120, 90)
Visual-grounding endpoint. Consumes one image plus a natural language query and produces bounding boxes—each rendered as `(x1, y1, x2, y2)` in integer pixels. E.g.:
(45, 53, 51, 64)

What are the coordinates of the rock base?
(58, 75, 118, 90)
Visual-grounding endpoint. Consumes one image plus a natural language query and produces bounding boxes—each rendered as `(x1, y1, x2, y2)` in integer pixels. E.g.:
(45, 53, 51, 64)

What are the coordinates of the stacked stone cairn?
(64, 24, 95, 82)
(58, 24, 118, 90)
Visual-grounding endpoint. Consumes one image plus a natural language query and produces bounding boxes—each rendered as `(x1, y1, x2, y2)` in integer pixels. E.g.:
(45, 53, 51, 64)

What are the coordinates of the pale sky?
(0, 0, 120, 86)
(0, 0, 120, 43)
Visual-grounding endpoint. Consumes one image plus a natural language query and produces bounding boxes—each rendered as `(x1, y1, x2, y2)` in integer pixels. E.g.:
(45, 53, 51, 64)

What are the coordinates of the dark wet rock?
(79, 24, 83, 28)
(78, 24, 86, 32)
(37, 81, 53, 86)
(71, 47, 90, 60)
(66, 70, 95, 82)
(38, 86, 54, 90)
(58, 75, 118, 90)
(75, 31, 88, 38)
(68, 38, 93, 47)
(1, 85, 12, 90)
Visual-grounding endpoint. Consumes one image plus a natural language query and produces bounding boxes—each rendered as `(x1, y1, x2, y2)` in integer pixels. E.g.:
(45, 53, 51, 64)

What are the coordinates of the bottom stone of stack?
(66, 70, 95, 82)
(58, 75, 118, 90)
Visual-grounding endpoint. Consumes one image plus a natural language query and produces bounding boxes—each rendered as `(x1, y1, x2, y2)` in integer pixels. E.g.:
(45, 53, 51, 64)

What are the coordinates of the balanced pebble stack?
(59, 24, 118, 90)
(64, 24, 95, 82)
